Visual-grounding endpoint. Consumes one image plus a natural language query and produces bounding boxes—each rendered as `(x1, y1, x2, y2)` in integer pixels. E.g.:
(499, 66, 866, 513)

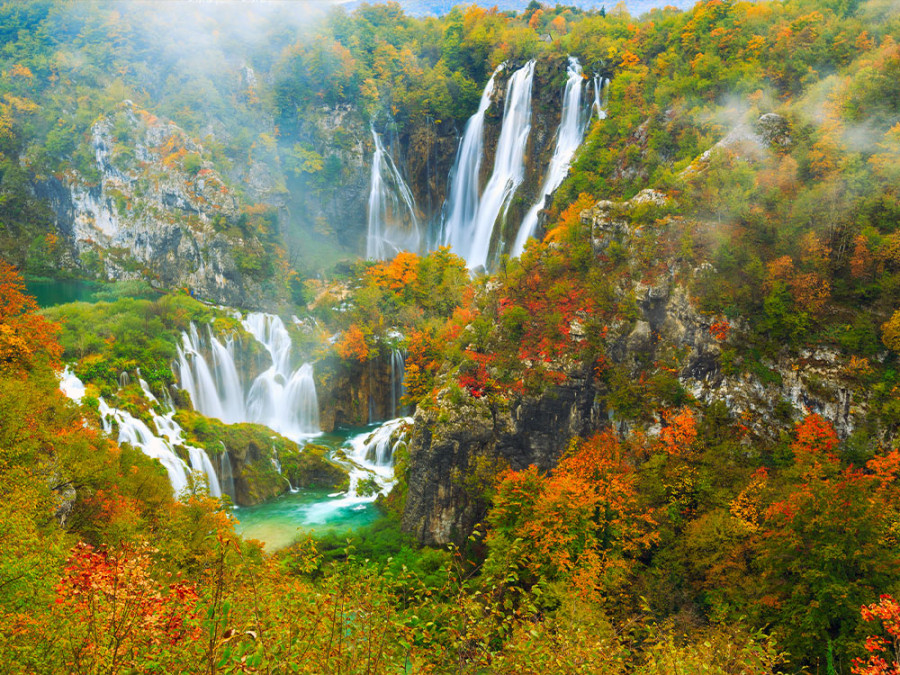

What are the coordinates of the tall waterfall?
(465, 60, 536, 269)
(442, 64, 503, 256)
(176, 312, 320, 441)
(366, 129, 421, 260)
(512, 57, 591, 256)
(59, 367, 222, 499)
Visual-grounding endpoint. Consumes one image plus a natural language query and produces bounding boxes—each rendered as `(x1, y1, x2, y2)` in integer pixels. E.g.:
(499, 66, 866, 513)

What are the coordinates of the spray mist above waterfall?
(177, 312, 320, 441)
(366, 129, 421, 260)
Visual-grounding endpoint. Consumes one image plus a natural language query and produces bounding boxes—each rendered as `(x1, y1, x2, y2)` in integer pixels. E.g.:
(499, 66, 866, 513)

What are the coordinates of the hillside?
(0, 0, 899, 672)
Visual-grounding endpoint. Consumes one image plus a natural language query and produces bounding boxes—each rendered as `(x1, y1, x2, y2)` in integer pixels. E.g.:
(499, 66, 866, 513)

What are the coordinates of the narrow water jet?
(220, 444, 236, 502)
(366, 128, 421, 260)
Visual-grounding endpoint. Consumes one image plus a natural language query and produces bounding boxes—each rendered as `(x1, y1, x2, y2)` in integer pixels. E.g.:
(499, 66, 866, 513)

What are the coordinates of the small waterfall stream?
(366, 128, 421, 260)
(60, 367, 222, 499)
(219, 445, 236, 502)
(302, 417, 412, 525)
(512, 57, 591, 256)
(176, 312, 320, 441)
(390, 349, 405, 418)
(592, 75, 609, 120)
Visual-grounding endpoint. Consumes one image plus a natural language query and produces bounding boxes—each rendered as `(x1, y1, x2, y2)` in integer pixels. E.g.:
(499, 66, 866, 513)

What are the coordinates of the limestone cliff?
(35, 102, 282, 307)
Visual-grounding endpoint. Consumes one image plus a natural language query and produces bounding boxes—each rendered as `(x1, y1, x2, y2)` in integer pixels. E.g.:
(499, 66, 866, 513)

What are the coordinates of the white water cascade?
(303, 417, 412, 523)
(176, 313, 320, 441)
(59, 367, 222, 499)
(442, 64, 503, 256)
(366, 129, 421, 260)
(465, 60, 536, 269)
(512, 57, 592, 256)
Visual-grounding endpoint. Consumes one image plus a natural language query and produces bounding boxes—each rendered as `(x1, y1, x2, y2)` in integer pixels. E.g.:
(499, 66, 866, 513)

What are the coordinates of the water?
(512, 57, 591, 256)
(592, 75, 609, 121)
(176, 313, 320, 441)
(390, 349, 406, 418)
(466, 60, 536, 270)
(24, 278, 103, 306)
(59, 367, 222, 498)
(366, 128, 421, 260)
(234, 418, 412, 550)
(442, 64, 503, 256)
(232, 488, 380, 552)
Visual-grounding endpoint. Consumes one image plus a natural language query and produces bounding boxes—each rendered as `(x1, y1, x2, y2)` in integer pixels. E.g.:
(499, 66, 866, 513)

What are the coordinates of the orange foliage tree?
(486, 431, 656, 596)
(853, 595, 900, 675)
(0, 260, 61, 370)
(54, 542, 202, 672)
(335, 324, 369, 363)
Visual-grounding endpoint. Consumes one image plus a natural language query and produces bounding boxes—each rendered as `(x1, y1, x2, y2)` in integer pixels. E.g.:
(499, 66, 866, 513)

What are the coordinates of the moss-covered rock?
(174, 410, 348, 506)
(281, 443, 348, 492)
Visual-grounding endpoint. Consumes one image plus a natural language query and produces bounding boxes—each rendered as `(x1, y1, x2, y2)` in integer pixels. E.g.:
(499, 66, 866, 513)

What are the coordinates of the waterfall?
(208, 327, 244, 424)
(271, 445, 282, 474)
(60, 367, 222, 499)
(592, 75, 609, 121)
(366, 128, 421, 260)
(175, 313, 321, 441)
(99, 398, 192, 496)
(512, 57, 591, 256)
(442, 64, 503, 255)
(302, 417, 412, 523)
(390, 349, 405, 418)
(466, 60, 536, 270)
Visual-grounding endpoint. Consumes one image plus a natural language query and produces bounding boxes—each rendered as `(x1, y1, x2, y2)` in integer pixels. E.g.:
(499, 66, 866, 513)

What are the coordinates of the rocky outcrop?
(316, 352, 407, 432)
(36, 101, 277, 307)
(401, 366, 599, 546)
(174, 410, 347, 507)
(402, 188, 874, 546)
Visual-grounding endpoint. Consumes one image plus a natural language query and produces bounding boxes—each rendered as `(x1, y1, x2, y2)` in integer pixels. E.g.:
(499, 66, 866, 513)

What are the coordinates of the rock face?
(316, 354, 407, 432)
(36, 102, 276, 307)
(174, 410, 347, 507)
(401, 366, 599, 546)
(402, 189, 875, 546)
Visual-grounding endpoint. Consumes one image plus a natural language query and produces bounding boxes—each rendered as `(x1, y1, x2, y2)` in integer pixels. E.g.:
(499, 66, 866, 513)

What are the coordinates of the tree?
(853, 595, 900, 675)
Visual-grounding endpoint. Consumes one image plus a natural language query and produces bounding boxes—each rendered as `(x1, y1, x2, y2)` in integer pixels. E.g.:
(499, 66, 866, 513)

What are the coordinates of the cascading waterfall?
(512, 57, 591, 256)
(442, 64, 503, 255)
(176, 313, 320, 441)
(303, 417, 412, 523)
(466, 60, 536, 269)
(366, 128, 421, 260)
(59, 367, 222, 499)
